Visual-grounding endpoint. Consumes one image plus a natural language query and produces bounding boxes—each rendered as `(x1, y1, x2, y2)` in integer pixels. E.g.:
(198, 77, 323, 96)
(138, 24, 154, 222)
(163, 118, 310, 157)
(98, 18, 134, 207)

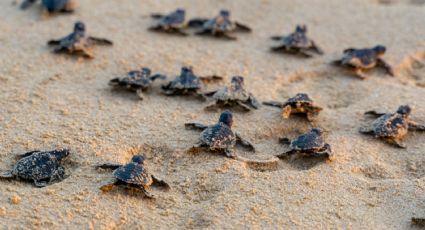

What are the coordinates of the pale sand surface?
(0, 0, 425, 229)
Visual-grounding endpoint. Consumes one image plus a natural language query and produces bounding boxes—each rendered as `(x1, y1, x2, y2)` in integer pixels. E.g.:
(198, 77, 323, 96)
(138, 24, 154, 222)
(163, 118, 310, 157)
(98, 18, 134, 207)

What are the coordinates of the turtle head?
(74, 21, 86, 34)
(175, 8, 185, 15)
(219, 9, 231, 18)
(219, 110, 233, 127)
(131, 155, 145, 165)
(296, 25, 307, 33)
(311, 128, 323, 135)
(373, 45, 386, 55)
(231, 76, 244, 90)
(181, 66, 193, 75)
(396, 105, 411, 117)
(51, 149, 70, 160)
(141, 67, 151, 75)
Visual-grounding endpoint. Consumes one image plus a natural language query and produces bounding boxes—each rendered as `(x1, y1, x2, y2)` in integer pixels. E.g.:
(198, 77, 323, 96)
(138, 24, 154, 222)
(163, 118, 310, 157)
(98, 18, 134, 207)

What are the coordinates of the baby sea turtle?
(0, 149, 70, 187)
(21, 0, 76, 13)
(263, 93, 322, 121)
(188, 10, 251, 40)
(271, 25, 323, 57)
(332, 45, 394, 79)
(97, 155, 170, 199)
(109, 67, 166, 99)
(47, 21, 113, 58)
(204, 76, 260, 112)
(185, 111, 255, 158)
(359, 105, 425, 148)
(276, 128, 331, 159)
(162, 66, 222, 99)
(149, 8, 188, 36)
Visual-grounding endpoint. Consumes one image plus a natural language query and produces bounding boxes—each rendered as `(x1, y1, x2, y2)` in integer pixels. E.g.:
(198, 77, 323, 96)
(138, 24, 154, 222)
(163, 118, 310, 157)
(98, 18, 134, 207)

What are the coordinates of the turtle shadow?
(280, 155, 329, 171)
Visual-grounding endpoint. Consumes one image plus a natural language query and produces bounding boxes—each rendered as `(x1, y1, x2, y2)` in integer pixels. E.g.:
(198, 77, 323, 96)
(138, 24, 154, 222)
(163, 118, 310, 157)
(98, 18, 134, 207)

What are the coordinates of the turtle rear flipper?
(0, 170, 14, 179)
(263, 101, 284, 108)
(152, 175, 170, 190)
(386, 138, 406, 149)
(408, 121, 425, 131)
(88, 37, 113, 46)
(187, 18, 208, 28)
(247, 96, 260, 109)
(235, 133, 255, 152)
(138, 186, 155, 199)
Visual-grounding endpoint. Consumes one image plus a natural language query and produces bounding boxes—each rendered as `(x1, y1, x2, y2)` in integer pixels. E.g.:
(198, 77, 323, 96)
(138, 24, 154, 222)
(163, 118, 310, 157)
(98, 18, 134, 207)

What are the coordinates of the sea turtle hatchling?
(21, 0, 76, 13)
(271, 25, 323, 57)
(204, 76, 260, 112)
(161, 66, 222, 99)
(263, 93, 322, 121)
(359, 105, 425, 148)
(149, 8, 188, 36)
(97, 155, 170, 199)
(332, 45, 394, 79)
(276, 128, 332, 160)
(185, 110, 255, 158)
(0, 149, 70, 187)
(47, 21, 113, 58)
(109, 67, 166, 99)
(188, 9, 251, 40)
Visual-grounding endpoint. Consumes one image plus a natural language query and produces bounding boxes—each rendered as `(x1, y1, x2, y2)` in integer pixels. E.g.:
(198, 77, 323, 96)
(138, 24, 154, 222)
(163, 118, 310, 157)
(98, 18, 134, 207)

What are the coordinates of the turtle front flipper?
(377, 58, 394, 76)
(270, 36, 282, 41)
(20, 0, 37, 9)
(224, 149, 237, 159)
(316, 143, 332, 158)
(408, 121, 425, 131)
(204, 102, 220, 111)
(364, 110, 386, 118)
(17, 150, 41, 158)
(87, 37, 113, 46)
(203, 90, 218, 97)
(150, 74, 167, 81)
(47, 39, 62, 45)
(151, 175, 170, 189)
(96, 164, 122, 170)
(353, 68, 367, 79)
(236, 101, 253, 112)
(247, 96, 260, 109)
(311, 41, 324, 55)
(275, 150, 297, 159)
(235, 133, 255, 152)
(185, 123, 208, 131)
(0, 170, 14, 179)
(235, 22, 252, 32)
(386, 138, 406, 149)
(263, 101, 284, 108)
(150, 13, 164, 19)
(221, 33, 237, 41)
(279, 137, 291, 145)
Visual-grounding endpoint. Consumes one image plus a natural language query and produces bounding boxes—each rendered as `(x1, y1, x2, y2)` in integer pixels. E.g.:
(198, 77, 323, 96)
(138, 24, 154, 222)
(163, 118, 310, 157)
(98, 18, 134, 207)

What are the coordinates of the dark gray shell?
(284, 93, 313, 106)
(43, 0, 71, 12)
(12, 151, 64, 181)
(157, 9, 185, 27)
(370, 113, 409, 138)
(281, 28, 313, 49)
(212, 87, 251, 102)
(203, 16, 235, 33)
(341, 48, 379, 68)
(167, 72, 201, 90)
(290, 131, 325, 151)
(200, 123, 236, 149)
(113, 162, 152, 186)
(110, 70, 152, 90)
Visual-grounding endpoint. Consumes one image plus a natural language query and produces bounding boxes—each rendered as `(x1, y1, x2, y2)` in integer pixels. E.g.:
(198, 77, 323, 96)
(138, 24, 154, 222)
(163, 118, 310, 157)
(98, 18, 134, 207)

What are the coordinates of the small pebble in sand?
(10, 195, 21, 205)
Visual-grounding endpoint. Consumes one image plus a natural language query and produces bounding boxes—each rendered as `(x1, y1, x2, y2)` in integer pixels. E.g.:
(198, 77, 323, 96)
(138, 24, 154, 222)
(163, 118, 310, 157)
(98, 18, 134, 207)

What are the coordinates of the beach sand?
(0, 0, 424, 229)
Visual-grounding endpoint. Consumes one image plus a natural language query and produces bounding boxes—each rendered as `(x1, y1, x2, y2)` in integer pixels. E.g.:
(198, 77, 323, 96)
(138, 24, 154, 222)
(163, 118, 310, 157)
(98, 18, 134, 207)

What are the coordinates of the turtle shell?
(113, 162, 152, 186)
(158, 9, 185, 27)
(169, 72, 201, 90)
(111, 70, 152, 90)
(200, 123, 236, 150)
(370, 113, 409, 138)
(12, 151, 63, 181)
(212, 87, 250, 102)
(42, 0, 70, 11)
(285, 93, 313, 106)
(342, 49, 378, 69)
(282, 30, 312, 49)
(290, 131, 325, 151)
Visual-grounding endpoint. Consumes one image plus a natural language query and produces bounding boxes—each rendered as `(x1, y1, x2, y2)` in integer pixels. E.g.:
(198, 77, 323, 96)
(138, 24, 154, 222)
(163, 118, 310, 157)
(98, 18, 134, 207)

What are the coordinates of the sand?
(0, 0, 425, 229)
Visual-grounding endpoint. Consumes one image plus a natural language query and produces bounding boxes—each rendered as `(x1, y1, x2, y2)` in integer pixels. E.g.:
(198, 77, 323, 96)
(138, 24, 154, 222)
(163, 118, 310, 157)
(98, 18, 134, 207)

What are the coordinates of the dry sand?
(0, 0, 425, 229)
